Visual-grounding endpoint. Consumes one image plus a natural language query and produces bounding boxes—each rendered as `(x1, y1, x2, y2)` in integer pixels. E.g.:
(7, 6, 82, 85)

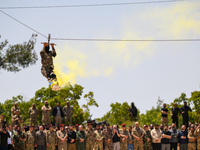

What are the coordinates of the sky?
(0, 0, 200, 119)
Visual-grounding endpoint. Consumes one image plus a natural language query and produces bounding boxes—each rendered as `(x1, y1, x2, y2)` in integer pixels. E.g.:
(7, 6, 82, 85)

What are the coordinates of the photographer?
(113, 125, 120, 150)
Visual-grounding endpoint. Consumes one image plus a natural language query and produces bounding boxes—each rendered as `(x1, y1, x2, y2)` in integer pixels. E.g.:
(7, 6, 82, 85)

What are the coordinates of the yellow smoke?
(54, 1, 200, 86)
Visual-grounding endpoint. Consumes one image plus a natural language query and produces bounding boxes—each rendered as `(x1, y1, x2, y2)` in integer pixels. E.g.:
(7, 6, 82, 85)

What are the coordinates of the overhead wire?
(0, 2, 200, 42)
(0, 0, 186, 9)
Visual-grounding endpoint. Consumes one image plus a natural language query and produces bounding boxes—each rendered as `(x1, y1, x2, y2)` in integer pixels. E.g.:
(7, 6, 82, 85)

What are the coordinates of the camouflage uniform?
(62, 106, 74, 125)
(26, 130, 36, 150)
(103, 127, 113, 150)
(119, 129, 128, 150)
(36, 130, 47, 150)
(94, 129, 104, 150)
(143, 130, 152, 150)
(57, 130, 68, 150)
(85, 128, 95, 150)
(29, 107, 39, 126)
(188, 130, 196, 150)
(195, 128, 200, 150)
(46, 130, 58, 150)
(77, 130, 86, 150)
(132, 127, 144, 150)
(40, 47, 57, 83)
(42, 105, 52, 125)
(13, 131, 26, 150)
(11, 106, 20, 117)
(11, 114, 22, 126)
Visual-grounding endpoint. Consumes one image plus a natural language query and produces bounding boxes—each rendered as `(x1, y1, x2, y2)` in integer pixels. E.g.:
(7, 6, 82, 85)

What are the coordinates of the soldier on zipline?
(40, 34, 60, 91)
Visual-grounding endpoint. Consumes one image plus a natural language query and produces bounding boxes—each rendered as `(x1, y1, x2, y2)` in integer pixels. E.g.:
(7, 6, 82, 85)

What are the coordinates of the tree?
(189, 91, 200, 123)
(99, 102, 136, 125)
(82, 91, 99, 120)
(0, 34, 37, 72)
(1, 84, 99, 125)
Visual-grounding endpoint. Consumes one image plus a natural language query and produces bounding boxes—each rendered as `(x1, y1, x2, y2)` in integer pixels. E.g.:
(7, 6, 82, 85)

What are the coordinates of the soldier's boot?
(50, 80, 60, 91)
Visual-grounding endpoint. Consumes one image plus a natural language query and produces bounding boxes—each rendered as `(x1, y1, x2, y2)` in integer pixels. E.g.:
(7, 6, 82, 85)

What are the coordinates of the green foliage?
(83, 91, 99, 119)
(189, 91, 200, 122)
(99, 102, 138, 125)
(0, 34, 37, 72)
(1, 84, 98, 125)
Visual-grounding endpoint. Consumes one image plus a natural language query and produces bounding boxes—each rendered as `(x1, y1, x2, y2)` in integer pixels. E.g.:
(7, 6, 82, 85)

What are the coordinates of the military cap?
(87, 123, 91, 126)
(49, 124, 53, 128)
(122, 124, 126, 127)
(60, 124, 64, 127)
(75, 124, 79, 127)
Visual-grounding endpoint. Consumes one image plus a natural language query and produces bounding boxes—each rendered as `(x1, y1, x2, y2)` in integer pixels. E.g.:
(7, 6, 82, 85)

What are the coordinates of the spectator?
(7, 125, 14, 150)
(132, 122, 144, 150)
(161, 103, 169, 126)
(52, 102, 64, 129)
(76, 125, 86, 150)
(178, 125, 188, 150)
(151, 124, 162, 150)
(67, 124, 76, 150)
(171, 103, 180, 129)
(0, 127, 10, 150)
(161, 125, 171, 150)
(113, 125, 120, 150)
(169, 123, 179, 150)
(180, 101, 192, 128)
(127, 126, 134, 150)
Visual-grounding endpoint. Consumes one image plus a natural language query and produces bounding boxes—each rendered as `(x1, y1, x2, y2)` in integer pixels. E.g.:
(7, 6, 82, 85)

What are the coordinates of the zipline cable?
(1, 9, 200, 42)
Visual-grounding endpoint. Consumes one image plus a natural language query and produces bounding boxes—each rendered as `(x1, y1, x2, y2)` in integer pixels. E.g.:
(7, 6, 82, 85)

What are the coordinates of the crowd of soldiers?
(0, 101, 199, 150)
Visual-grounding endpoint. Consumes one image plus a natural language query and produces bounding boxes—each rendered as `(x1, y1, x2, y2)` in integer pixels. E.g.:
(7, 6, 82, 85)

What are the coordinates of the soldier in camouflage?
(35, 126, 47, 150)
(11, 102, 21, 126)
(11, 102, 20, 117)
(13, 126, 26, 150)
(40, 43, 60, 90)
(26, 125, 36, 150)
(29, 103, 39, 126)
(120, 124, 128, 150)
(94, 123, 104, 150)
(77, 125, 86, 150)
(46, 124, 58, 150)
(188, 126, 196, 150)
(103, 123, 113, 150)
(41, 101, 52, 125)
(85, 123, 95, 150)
(132, 122, 144, 150)
(195, 123, 200, 150)
(63, 102, 74, 126)
(143, 125, 152, 150)
(11, 111, 22, 127)
(57, 124, 68, 150)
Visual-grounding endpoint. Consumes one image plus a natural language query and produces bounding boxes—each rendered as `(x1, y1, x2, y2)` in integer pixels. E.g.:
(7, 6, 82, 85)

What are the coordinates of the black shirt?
(172, 107, 180, 117)
(161, 108, 168, 117)
(180, 106, 192, 116)
(67, 130, 76, 144)
(113, 130, 120, 143)
(0, 131, 10, 146)
(161, 130, 171, 144)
